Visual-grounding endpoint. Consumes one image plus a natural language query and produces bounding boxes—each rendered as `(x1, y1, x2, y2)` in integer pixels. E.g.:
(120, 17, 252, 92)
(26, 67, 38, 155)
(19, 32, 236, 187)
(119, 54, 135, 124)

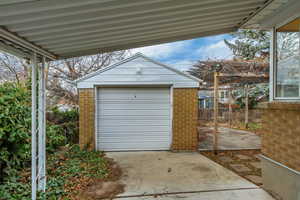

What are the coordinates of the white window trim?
(271, 14, 300, 102)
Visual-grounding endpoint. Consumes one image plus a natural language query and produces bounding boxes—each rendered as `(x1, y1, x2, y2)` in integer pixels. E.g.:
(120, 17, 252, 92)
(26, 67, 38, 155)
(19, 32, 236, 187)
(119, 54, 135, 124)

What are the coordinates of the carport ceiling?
(0, 0, 274, 60)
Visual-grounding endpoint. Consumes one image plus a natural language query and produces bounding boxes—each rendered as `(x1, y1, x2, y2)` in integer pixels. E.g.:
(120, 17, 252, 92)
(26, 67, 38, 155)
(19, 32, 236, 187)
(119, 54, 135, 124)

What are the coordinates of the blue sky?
(131, 34, 234, 71)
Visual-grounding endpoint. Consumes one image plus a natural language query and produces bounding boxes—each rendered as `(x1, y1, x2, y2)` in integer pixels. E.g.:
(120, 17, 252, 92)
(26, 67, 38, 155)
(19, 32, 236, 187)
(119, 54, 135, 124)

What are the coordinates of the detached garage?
(76, 53, 200, 151)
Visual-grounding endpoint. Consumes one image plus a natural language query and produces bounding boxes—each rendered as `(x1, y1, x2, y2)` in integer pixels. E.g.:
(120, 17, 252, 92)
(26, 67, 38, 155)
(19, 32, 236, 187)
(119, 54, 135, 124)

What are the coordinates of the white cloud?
(204, 34, 227, 42)
(197, 39, 234, 60)
(131, 40, 191, 59)
(165, 59, 196, 71)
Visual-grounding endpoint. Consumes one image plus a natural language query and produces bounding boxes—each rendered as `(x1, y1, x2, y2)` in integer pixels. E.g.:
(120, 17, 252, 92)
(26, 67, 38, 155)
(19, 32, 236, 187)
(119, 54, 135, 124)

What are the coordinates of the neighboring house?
(75, 53, 201, 151)
(198, 85, 233, 109)
(219, 86, 231, 104)
(198, 90, 213, 109)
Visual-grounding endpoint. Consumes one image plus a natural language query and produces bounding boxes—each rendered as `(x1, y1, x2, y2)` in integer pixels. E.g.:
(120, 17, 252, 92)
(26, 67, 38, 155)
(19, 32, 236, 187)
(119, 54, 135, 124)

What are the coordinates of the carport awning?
(0, 0, 277, 60)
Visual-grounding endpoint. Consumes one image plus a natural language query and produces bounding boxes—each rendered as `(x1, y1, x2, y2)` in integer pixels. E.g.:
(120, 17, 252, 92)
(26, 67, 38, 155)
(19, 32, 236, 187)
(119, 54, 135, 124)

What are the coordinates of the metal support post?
(38, 57, 46, 192)
(31, 53, 37, 200)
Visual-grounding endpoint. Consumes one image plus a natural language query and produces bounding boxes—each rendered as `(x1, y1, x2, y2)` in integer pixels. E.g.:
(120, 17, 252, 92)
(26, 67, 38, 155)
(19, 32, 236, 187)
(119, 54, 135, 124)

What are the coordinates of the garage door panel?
(98, 103, 170, 110)
(99, 139, 170, 144)
(97, 87, 171, 151)
(98, 87, 169, 95)
(98, 119, 169, 126)
(99, 142, 170, 151)
(99, 133, 170, 137)
(97, 100, 170, 104)
(99, 109, 170, 116)
(98, 125, 170, 132)
(99, 134, 170, 139)
(98, 115, 170, 120)
(98, 90, 169, 100)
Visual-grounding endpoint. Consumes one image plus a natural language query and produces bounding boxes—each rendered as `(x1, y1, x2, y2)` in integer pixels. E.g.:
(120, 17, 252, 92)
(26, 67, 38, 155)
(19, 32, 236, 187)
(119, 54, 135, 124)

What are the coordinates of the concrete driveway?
(199, 127, 261, 150)
(107, 151, 274, 200)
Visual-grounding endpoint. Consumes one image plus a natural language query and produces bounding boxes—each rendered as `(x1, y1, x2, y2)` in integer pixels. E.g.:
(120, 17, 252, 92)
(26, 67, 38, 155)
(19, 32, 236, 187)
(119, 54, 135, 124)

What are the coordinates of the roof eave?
(242, 0, 300, 30)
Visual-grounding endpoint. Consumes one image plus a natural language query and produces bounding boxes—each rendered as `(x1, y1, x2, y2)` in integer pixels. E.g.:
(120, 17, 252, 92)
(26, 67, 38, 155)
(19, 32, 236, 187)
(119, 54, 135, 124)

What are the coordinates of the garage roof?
(0, 0, 282, 60)
(76, 53, 202, 85)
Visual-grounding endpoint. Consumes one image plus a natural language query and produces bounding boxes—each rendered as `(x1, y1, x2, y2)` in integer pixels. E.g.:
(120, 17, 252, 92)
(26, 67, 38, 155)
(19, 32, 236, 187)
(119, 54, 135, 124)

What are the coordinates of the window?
(275, 18, 300, 98)
(220, 91, 225, 99)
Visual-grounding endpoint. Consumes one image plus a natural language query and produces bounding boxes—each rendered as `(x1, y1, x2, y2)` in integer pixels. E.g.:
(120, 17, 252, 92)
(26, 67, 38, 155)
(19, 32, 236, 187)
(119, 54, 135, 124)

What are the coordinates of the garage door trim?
(94, 85, 173, 151)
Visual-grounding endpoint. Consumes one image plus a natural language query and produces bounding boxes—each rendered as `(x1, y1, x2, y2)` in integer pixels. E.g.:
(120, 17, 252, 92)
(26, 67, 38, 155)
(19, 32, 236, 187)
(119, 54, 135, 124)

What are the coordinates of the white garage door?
(96, 87, 171, 151)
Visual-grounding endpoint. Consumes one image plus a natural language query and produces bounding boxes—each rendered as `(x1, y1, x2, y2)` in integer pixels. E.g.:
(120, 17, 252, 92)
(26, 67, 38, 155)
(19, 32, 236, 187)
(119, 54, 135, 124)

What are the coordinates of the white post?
(269, 28, 275, 101)
(38, 57, 46, 191)
(31, 53, 37, 200)
(43, 59, 47, 191)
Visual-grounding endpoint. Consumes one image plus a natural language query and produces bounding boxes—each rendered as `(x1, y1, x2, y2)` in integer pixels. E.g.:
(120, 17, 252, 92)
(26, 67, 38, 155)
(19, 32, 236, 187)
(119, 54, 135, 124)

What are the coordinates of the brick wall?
(78, 89, 95, 150)
(172, 88, 198, 151)
(261, 102, 300, 171)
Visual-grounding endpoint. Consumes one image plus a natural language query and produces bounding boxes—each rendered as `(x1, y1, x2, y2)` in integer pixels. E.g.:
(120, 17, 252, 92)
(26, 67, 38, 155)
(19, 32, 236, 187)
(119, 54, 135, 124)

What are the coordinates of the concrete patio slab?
(119, 188, 274, 200)
(107, 151, 274, 199)
(198, 127, 261, 150)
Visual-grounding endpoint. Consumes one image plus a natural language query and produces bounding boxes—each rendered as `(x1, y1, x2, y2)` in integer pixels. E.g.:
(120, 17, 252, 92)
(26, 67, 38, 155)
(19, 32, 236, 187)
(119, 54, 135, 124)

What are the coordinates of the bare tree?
(0, 50, 130, 106)
(188, 59, 269, 86)
(47, 51, 129, 105)
(0, 53, 29, 84)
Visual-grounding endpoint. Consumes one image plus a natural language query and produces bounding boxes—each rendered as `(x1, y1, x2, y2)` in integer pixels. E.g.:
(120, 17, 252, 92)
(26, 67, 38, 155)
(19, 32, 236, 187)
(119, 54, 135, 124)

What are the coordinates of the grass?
(0, 145, 113, 200)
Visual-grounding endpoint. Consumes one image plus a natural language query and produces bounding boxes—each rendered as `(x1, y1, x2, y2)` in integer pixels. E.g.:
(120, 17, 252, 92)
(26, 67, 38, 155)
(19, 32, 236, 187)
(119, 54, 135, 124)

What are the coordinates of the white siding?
(77, 56, 199, 88)
(97, 87, 171, 151)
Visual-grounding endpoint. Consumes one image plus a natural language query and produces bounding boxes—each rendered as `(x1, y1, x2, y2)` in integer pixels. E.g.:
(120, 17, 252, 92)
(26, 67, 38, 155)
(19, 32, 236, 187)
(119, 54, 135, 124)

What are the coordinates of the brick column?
(78, 89, 95, 150)
(172, 88, 198, 151)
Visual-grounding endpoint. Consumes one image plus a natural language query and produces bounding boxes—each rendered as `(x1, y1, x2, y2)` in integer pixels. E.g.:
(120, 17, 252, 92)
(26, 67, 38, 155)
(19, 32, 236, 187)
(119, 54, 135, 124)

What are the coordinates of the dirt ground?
(76, 157, 125, 200)
(201, 150, 262, 186)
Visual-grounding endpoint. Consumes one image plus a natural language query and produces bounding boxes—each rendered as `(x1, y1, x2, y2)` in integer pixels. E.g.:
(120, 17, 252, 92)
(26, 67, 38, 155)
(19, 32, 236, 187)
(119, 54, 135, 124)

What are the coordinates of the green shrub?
(48, 107, 79, 144)
(0, 83, 31, 180)
(0, 82, 67, 181)
(46, 125, 66, 153)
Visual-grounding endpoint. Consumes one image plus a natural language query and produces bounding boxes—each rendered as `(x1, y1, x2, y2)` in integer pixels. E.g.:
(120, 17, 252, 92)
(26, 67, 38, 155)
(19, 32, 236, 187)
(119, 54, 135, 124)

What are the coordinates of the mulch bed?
(201, 149, 262, 186)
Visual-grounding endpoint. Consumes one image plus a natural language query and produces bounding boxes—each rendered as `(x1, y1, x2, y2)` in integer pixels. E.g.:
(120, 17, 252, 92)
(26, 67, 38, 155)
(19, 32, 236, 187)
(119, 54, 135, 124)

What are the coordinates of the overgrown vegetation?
(0, 82, 111, 200)
(0, 82, 123, 200)
(47, 107, 79, 145)
(0, 82, 68, 181)
(0, 145, 113, 200)
(0, 82, 31, 180)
